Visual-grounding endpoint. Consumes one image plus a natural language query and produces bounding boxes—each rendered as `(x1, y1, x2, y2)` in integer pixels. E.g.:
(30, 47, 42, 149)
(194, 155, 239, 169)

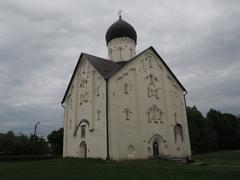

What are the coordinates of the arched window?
(68, 95, 72, 110)
(69, 119, 72, 129)
(96, 85, 100, 96)
(79, 141, 87, 158)
(124, 83, 128, 94)
(123, 108, 131, 120)
(81, 125, 86, 139)
(174, 124, 183, 142)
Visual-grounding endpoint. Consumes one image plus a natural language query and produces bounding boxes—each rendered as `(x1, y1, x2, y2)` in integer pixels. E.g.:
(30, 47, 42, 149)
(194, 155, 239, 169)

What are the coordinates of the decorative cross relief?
(123, 108, 132, 121)
(79, 92, 88, 105)
(146, 105, 163, 124)
(79, 76, 89, 88)
(139, 54, 155, 72)
(147, 86, 159, 99)
(145, 74, 158, 86)
(139, 59, 147, 73)
(145, 74, 160, 99)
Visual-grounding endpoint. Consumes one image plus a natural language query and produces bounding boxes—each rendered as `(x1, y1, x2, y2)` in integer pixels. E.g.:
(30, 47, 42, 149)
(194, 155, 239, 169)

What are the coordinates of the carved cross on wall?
(145, 74, 158, 86)
(79, 78, 88, 88)
(79, 92, 88, 105)
(147, 105, 163, 123)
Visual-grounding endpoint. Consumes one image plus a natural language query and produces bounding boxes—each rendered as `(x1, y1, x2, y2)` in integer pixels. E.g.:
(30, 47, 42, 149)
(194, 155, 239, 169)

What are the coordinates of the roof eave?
(61, 53, 84, 104)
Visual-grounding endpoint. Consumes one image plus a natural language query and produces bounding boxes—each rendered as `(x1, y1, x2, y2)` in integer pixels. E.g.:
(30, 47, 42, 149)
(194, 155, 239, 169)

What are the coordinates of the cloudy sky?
(0, 0, 239, 136)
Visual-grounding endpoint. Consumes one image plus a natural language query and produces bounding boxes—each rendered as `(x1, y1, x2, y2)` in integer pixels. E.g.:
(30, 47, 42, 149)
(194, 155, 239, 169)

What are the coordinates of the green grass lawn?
(0, 151, 240, 180)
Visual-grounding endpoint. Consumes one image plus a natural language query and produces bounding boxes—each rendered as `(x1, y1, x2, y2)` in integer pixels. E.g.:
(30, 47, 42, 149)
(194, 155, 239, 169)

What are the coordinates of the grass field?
(0, 151, 240, 180)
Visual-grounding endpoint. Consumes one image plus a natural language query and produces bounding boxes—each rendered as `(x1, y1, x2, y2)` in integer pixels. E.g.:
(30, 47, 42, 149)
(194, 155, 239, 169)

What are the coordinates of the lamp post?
(33, 122, 40, 154)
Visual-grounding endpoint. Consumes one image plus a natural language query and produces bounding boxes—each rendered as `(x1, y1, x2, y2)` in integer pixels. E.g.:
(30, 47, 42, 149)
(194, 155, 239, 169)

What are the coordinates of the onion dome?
(105, 16, 137, 44)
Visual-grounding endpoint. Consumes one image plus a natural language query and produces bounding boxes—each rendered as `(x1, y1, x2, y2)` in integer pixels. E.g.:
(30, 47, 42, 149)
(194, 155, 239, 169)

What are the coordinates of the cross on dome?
(118, 9, 123, 19)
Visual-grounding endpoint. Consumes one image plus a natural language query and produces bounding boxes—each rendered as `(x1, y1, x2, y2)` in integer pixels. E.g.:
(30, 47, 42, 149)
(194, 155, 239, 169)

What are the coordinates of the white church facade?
(61, 16, 191, 160)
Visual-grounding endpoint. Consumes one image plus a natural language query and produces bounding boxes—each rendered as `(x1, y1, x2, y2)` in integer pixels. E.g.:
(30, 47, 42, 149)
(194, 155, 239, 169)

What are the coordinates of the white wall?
(63, 57, 107, 159)
(63, 48, 191, 160)
(108, 48, 191, 160)
(107, 37, 136, 62)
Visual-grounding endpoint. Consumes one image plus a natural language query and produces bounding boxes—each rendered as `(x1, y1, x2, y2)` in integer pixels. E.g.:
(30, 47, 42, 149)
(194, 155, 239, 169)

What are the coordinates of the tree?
(187, 106, 217, 154)
(0, 131, 48, 155)
(47, 128, 63, 155)
(207, 109, 240, 150)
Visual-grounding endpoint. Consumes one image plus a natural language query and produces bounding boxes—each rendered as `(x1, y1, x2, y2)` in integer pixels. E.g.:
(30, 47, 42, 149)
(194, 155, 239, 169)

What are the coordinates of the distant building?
(61, 15, 191, 160)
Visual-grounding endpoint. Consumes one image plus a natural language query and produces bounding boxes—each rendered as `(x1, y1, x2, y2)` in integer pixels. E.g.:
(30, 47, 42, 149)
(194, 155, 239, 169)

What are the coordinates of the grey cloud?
(0, 0, 239, 135)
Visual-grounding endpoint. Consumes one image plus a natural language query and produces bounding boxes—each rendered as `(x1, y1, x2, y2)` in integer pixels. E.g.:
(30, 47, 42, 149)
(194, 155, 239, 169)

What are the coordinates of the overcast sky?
(0, 0, 239, 136)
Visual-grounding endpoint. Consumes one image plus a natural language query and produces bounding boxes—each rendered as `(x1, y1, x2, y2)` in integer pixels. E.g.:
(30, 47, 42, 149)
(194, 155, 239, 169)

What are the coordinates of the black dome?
(105, 17, 137, 44)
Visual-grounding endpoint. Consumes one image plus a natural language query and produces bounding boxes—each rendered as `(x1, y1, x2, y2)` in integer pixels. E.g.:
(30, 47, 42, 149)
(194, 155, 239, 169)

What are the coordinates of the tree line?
(187, 106, 240, 154)
(0, 128, 63, 155)
(0, 106, 239, 155)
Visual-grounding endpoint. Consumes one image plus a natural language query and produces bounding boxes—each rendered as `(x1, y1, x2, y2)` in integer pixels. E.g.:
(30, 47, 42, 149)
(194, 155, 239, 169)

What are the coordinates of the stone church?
(61, 15, 191, 160)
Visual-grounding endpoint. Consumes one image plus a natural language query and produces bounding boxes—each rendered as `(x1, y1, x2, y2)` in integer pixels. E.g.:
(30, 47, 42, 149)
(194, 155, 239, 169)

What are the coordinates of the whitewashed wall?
(107, 37, 136, 62)
(108, 48, 191, 160)
(63, 57, 107, 159)
(63, 48, 191, 160)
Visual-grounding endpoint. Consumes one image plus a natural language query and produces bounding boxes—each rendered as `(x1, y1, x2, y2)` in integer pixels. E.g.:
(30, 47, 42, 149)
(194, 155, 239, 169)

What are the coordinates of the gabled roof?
(61, 46, 186, 104)
(84, 53, 127, 80)
(61, 53, 127, 103)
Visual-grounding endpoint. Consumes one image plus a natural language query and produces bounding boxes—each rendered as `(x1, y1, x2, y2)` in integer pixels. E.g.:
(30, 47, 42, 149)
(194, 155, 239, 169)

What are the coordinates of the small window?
(96, 85, 100, 96)
(85, 92, 88, 102)
(97, 109, 101, 121)
(124, 83, 128, 94)
(147, 86, 151, 97)
(126, 110, 130, 120)
(69, 120, 72, 129)
(149, 59, 152, 68)
(79, 94, 82, 105)
(123, 108, 131, 121)
(149, 74, 154, 85)
(81, 126, 86, 138)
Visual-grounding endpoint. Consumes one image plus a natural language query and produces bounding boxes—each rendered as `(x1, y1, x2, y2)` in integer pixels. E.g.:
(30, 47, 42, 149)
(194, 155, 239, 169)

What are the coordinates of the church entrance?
(79, 141, 87, 158)
(153, 141, 159, 158)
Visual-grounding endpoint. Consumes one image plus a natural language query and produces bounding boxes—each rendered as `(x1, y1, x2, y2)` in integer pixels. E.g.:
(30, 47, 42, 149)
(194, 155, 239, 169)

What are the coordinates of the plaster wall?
(63, 58, 107, 159)
(107, 37, 136, 62)
(108, 49, 191, 160)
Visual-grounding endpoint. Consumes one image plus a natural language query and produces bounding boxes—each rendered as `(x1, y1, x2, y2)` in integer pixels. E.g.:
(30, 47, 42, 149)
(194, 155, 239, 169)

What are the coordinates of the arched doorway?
(79, 141, 87, 158)
(153, 141, 159, 158)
